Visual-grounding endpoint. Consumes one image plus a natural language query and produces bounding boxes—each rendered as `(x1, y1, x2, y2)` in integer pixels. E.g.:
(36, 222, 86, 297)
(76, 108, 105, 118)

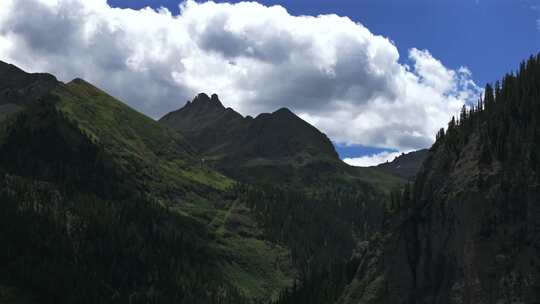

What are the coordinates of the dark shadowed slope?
(160, 93, 249, 156)
(160, 94, 401, 191)
(339, 54, 540, 304)
(375, 149, 429, 180)
(0, 63, 295, 303)
(160, 93, 338, 162)
(0, 61, 406, 304)
(160, 93, 406, 304)
(0, 61, 59, 119)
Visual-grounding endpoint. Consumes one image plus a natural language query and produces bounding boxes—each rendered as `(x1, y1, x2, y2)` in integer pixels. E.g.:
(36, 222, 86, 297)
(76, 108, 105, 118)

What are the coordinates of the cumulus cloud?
(343, 151, 403, 167)
(0, 0, 481, 151)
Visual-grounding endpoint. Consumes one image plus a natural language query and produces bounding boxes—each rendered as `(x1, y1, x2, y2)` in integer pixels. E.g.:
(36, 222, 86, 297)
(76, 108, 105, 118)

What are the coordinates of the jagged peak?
(189, 92, 224, 109)
(210, 93, 221, 104)
(195, 92, 210, 101)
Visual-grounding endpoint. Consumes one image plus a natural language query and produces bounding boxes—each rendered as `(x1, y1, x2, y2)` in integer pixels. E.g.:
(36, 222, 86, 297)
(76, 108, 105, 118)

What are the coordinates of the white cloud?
(0, 0, 482, 152)
(343, 151, 403, 167)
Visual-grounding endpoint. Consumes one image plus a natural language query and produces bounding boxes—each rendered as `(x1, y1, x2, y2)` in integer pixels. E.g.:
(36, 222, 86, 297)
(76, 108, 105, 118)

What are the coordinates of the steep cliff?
(339, 54, 540, 304)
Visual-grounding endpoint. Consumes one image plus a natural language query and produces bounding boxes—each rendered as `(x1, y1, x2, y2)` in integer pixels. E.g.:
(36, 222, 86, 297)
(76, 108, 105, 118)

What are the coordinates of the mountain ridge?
(0, 61, 401, 304)
(0, 62, 299, 302)
(159, 93, 339, 163)
(374, 149, 429, 180)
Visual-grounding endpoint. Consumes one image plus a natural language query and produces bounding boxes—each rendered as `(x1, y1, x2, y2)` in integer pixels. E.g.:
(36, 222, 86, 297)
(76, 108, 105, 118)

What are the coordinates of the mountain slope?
(0, 64, 293, 303)
(160, 94, 402, 191)
(160, 92, 405, 304)
(0, 77, 232, 200)
(160, 93, 339, 162)
(0, 61, 58, 119)
(374, 149, 428, 180)
(0, 61, 403, 304)
(58, 79, 233, 195)
(339, 54, 540, 304)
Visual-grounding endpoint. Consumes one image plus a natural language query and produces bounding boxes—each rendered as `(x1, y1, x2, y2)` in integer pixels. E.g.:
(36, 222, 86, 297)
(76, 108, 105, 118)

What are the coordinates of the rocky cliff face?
(159, 93, 339, 162)
(339, 54, 540, 304)
(160, 93, 249, 156)
(340, 135, 540, 304)
(159, 94, 347, 187)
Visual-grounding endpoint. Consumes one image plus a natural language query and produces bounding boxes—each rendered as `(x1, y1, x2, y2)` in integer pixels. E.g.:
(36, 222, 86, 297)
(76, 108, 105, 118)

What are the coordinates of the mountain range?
(375, 149, 429, 180)
(0, 52, 539, 304)
(160, 90, 405, 191)
(0, 60, 402, 304)
(160, 93, 338, 162)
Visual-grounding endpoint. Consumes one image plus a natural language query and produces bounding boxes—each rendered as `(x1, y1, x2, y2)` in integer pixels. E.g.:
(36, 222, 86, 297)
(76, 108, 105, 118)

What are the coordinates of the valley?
(0, 52, 539, 304)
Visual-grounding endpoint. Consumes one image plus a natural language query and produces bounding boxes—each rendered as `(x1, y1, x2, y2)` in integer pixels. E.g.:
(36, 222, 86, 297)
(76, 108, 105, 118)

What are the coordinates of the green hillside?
(0, 66, 293, 303)
(160, 93, 403, 192)
(0, 62, 405, 304)
(57, 79, 232, 195)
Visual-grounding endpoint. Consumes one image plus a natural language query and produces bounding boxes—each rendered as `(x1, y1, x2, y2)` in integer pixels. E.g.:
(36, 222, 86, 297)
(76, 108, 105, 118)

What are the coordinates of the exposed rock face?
(339, 55, 540, 304)
(159, 93, 339, 162)
(375, 149, 429, 180)
(160, 93, 250, 157)
(340, 134, 540, 304)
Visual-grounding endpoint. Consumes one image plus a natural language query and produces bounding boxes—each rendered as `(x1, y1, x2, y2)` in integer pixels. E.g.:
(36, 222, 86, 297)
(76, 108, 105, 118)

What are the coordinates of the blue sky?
(106, 0, 539, 161)
(109, 0, 539, 87)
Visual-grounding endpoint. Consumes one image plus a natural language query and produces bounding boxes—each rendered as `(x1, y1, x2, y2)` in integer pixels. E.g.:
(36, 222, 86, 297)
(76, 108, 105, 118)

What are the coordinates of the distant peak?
(191, 93, 224, 108)
(273, 107, 296, 117)
(70, 78, 89, 85)
(210, 94, 223, 106)
(195, 93, 210, 101)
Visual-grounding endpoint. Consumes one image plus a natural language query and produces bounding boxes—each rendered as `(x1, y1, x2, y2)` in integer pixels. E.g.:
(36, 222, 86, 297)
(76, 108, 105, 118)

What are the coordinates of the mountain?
(0, 61, 402, 304)
(159, 93, 410, 303)
(160, 93, 401, 191)
(0, 63, 297, 303)
(338, 54, 540, 303)
(159, 93, 249, 156)
(375, 149, 429, 180)
(4, 52, 539, 304)
(160, 93, 338, 162)
(0, 73, 230, 199)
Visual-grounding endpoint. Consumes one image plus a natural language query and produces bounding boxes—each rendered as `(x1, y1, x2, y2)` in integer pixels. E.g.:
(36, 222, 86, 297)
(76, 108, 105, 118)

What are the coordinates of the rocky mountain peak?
(189, 92, 224, 110)
(159, 94, 339, 162)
